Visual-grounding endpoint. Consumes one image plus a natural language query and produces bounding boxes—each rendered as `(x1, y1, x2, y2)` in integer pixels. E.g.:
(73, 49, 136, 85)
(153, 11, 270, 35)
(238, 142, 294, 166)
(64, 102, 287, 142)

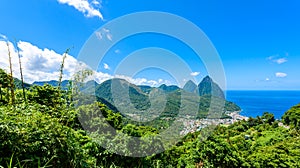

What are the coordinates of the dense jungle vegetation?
(0, 68, 300, 168)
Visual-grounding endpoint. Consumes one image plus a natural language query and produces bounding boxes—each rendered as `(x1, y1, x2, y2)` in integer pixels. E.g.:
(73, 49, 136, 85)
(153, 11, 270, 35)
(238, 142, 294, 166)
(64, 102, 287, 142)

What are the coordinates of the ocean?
(225, 90, 300, 119)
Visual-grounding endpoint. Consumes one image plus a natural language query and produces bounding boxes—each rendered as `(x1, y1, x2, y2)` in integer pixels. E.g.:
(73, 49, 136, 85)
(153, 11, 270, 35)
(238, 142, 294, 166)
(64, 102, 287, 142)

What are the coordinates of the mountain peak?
(183, 80, 198, 93)
(186, 80, 196, 85)
(158, 84, 167, 88)
(198, 76, 224, 99)
(202, 76, 213, 82)
(159, 84, 179, 93)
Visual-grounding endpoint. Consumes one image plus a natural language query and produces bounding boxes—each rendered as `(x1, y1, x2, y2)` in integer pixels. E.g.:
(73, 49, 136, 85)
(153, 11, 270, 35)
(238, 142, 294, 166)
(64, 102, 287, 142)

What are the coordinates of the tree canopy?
(0, 69, 299, 167)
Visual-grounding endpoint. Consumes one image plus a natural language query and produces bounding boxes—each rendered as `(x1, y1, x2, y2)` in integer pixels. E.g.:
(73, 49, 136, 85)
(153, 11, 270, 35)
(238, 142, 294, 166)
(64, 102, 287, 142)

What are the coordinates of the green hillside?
(94, 77, 240, 127)
(1, 69, 298, 167)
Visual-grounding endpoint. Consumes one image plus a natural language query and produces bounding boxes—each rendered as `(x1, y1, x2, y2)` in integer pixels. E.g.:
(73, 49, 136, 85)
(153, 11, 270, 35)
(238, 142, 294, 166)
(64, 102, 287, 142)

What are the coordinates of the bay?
(225, 90, 300, 119)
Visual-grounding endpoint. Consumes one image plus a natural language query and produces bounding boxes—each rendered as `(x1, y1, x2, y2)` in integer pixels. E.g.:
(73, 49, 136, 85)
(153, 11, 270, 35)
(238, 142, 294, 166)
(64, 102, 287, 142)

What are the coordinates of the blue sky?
(0, 0, 299, 90)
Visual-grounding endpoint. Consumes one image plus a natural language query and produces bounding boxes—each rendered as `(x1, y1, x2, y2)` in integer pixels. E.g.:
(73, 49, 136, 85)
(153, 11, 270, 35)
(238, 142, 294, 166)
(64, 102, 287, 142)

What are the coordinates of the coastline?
(226, 90, 300, 119)
(226, 110, 249, 121)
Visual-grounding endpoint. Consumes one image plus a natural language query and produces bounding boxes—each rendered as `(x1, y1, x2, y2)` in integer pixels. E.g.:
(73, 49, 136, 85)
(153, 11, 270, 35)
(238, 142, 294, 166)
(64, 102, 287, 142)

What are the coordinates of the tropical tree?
(58, 48, 71, 90)
(282, 103, 300, 129)
(0, 69, 10, 103)
(15, 39, 26, 102)
(5, 41, 15, 104)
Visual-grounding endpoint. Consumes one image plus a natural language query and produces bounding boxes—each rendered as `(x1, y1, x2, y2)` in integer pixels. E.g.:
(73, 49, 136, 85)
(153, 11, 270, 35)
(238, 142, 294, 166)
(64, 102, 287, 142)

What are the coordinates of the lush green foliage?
(0, 104, 92, 167)
(0, 79, 160, 167)
(0, 69, 10, 104)
(152, 111, 300, 168)
(282, 103, 300, 129)
(1, 68, 299, 167)
(95, 79, 240, 125)
(13, 77, 31, 90)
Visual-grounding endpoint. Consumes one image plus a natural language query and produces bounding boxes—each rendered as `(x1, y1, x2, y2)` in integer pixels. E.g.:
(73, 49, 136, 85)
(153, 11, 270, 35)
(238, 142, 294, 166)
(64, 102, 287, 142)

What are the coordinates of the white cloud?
(103, 63, 110, 70)
(113, 75, 170, 87)
(147, 80, 158, 86)
(0, 34, 7, 40)
(95, 28, 113, 41)
(275, 72, 287, 78)
(95, 31, 103, 40)
(0, 40, 79, 83)
(93, 71, 113, 84)
(267, 55, 288, 64)
(190, 71, 200, 76)
(91, 0, 100, 6)
(114, 49, 121, 54)
(115, 75, 148, 86)
(0, 36, 175, 87)
(106, 33, 113, 41)
(265, 78, 270, 81)
(274, 58, 287, 64)
(57, 0, 103, 20)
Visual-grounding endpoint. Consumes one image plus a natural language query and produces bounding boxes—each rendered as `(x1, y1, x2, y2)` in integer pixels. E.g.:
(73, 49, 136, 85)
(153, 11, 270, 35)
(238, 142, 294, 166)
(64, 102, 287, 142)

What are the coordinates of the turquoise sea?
(226, 90, 300, 119)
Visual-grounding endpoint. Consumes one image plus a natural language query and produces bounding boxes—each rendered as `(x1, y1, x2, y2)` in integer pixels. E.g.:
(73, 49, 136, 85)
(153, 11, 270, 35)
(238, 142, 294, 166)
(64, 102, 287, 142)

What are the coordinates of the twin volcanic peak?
(183, 76, 225, 99)
(32, 75, 225, 99)
(182, 80, 198, 94)
(147, 76, 224, 99)
(32, 76, 240, 119)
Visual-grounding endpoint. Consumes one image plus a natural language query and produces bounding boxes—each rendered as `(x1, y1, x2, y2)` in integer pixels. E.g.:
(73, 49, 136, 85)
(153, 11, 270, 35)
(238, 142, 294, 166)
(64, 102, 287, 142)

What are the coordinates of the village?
(180, 111, 249, 135)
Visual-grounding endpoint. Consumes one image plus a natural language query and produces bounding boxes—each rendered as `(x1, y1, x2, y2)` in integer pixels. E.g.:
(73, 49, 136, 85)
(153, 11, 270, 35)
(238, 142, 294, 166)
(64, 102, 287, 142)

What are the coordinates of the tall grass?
(1, 154, 56, 168)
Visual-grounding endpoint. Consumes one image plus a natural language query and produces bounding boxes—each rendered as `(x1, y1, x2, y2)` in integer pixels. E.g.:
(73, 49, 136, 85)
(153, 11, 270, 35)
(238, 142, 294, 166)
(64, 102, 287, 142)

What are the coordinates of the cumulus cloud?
(0, 40, 79, 83)
(0, 36, 175, 87)
(190, 71, 200, 76)
(57, 0, 103, 20)
(103, 63, 110, 70)
(91, 0, 100, 6)
(274, 58, 288, 64)
(112, 75, 170, 87)
(275, 72, 287, 78)
(93, 71, 113, 84)
(267, 55, 288, 64)
(115, 75, 151, 86)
